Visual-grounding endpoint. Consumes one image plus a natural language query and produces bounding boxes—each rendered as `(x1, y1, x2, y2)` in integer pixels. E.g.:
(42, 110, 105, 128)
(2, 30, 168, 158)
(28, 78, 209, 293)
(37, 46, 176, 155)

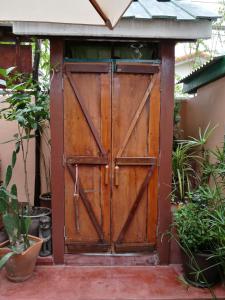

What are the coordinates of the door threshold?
(64, 252, 159, 266)
(81, 252, 151, 256)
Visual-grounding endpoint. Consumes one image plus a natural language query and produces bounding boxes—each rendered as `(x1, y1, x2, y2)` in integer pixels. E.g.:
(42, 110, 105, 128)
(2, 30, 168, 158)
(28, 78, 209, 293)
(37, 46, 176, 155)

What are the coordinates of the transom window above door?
(64, 41, 159, 61)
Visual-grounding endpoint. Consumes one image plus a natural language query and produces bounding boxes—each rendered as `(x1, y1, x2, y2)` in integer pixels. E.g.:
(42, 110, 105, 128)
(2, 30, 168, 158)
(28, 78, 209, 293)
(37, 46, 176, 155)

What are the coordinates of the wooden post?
(157, 40, 175, 265)
(50, 38, 64, 264)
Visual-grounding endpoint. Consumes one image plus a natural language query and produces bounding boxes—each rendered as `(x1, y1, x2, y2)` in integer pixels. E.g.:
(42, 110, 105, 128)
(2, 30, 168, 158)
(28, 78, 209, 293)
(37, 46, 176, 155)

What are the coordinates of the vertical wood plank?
(100, 74, 111, 242)
(50, 38, 64, 264)
(148, 72, 160, 244)
(157, 41, 175, 264)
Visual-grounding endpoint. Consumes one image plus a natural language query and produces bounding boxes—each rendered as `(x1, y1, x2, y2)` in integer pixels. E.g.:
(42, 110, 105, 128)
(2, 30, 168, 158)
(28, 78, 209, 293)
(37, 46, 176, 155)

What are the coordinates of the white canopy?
(0, 0, 132, 28)
(90, 0, 132, 28)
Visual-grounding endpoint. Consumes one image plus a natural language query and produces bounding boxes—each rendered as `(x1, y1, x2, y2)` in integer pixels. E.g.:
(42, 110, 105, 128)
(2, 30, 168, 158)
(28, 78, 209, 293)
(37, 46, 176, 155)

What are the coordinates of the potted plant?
(0, 147, 43, 282)
(172, 196, 221, 287)
(0, 67, 51, 237)
(208, 204, 225, 280)
(170, 125, 225, 287)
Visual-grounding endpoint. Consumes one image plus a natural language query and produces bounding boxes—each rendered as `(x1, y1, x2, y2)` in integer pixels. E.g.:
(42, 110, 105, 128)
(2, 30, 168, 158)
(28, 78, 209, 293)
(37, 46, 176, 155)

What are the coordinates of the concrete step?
(64, 253, 159, 266)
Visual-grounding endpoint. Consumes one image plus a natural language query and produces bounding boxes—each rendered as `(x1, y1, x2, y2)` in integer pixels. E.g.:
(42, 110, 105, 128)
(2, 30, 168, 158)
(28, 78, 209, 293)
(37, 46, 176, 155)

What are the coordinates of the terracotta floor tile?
(0, 265, 224, 300)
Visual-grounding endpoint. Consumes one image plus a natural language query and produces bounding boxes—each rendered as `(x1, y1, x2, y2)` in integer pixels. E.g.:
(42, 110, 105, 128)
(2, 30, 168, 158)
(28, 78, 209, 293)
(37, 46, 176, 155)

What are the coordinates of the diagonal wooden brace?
(116, 165, 155, 244)
(117, 74, 158, 158)
(67, 164, 105, 242)
(66, 71, 107, 157)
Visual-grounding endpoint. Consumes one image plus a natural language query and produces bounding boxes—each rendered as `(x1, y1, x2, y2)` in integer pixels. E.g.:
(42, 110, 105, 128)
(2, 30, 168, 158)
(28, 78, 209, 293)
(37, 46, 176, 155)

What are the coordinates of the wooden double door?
(64, 61, 160, 253)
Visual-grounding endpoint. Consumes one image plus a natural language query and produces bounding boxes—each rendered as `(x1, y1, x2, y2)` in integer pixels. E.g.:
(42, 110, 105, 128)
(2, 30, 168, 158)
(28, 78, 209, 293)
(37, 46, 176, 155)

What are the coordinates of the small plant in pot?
(172, 192, 222, 287)
(0, 148, 43, 282)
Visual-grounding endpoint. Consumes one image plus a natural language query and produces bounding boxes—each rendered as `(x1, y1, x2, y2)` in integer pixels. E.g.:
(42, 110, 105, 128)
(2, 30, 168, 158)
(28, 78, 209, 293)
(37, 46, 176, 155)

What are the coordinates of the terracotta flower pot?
(0, 235, 43, 282)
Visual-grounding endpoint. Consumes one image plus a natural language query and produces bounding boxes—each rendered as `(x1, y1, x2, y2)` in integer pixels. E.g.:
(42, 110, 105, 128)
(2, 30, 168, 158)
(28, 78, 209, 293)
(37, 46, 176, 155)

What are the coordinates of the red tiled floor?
(0, 265, 224, 300)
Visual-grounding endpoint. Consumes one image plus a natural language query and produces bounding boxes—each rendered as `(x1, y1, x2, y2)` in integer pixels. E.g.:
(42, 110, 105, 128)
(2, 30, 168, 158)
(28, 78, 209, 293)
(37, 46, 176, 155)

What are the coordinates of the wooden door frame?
(50, 38, 65, 264)
(50, 38, 175, 264)
(157, 41, 175, 264)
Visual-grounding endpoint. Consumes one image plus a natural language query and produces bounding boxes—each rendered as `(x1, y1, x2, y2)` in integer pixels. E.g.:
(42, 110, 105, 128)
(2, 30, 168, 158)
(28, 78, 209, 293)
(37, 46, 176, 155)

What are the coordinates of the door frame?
(50, 38, 175, 264)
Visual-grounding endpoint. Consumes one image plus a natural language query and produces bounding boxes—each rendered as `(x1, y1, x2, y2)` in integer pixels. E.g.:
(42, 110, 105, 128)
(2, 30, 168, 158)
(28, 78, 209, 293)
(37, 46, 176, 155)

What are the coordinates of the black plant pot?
(25, 207, 51, 237)
(182, 250, 221, 287)
(39, 192, 52, 209)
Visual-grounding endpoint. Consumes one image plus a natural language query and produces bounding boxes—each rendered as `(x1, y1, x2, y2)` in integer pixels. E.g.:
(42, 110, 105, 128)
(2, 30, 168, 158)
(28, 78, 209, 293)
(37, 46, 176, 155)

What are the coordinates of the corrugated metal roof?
(179, 55, 225, 93)
(180, 55, 225, 82)
(123, 0, 219, 20)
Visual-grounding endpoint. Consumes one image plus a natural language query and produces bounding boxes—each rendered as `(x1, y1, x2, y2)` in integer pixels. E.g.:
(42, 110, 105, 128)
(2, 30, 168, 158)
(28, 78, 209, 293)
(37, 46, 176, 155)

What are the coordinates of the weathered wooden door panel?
(112, 65, 160, 252)
(112, 167, 150, 242)
(64, 63, 111, 252)
(64, 62, 160, 253)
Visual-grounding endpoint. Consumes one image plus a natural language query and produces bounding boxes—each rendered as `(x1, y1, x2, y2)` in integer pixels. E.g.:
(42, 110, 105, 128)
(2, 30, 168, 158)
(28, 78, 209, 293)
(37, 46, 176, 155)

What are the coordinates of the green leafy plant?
(174, 124, 225, 253)
(208, 204, 225, 278)
(0, 146, 31, 269)
(173, 203, 214, 252)
(188, 185, 221, 208)
(168, 195, 223, 292)
(185, 124, 216, 149)
(172, 143, 197, 203)
(0, 67, 49, 206)
(172, 124, 216, 203)
(170, 124, 225, 290)
(32, 39, 51, 199)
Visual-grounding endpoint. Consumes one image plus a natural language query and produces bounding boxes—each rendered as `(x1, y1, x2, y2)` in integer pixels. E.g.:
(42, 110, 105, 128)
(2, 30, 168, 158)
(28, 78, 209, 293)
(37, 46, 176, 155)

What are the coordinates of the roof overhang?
(11, 18, 213, 40)
(0, 0, 219, 41)
(0, 0, 132, 29)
